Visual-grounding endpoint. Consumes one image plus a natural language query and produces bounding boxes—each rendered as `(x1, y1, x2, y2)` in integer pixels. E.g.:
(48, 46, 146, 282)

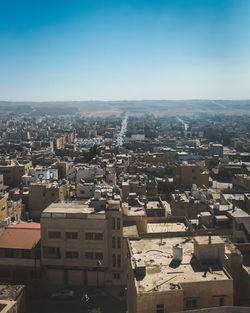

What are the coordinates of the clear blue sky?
(0, 0, 249, 101)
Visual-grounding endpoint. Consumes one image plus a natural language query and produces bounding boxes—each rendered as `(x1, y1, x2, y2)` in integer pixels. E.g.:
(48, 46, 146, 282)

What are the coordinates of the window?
(219, 297, 224, 306)
(48, 231, 61, 239)
(185, 299, 197, 309)
(94, 233, 103, 240)
(117, 218, 120, 230)
(112, 254, 116, 267)
(85, 252, 103, 260)
(43, 247, 61, 259)
(86, 252, 94, 259)
(117, 237, 121, 249)
(156, 304, 164, 313)
(85, 232, 103, 240)
(65, 251, 79, 258)
(113, 273, 120, 279)
(85, 232, 94, 240)
(112, 236, 116, 248)
(112, 217, 115, 230)
(5, 248, 13, 258)
(117, 254, 121, 268)
(66, 232, 78, 240)
(22, 249, 31, 258)
(95, 252, 103, 260)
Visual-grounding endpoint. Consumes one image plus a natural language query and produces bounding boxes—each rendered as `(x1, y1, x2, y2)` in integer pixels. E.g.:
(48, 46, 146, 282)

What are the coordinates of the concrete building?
(174, 163, 209, 188)
(127, 236, 233, 313)
(28, 182, 65, 220)
(76, 165, 104, 183)
(0, 284, 25, 313)
(232, 175, 250, 192)
(170, 186, 211, 219)
(40, 199, 124, 289)
(209, 143, 224, 158)
(0, 161, 32, 188)
(0, 193, 8, 223)
(0, 223, 41, 285)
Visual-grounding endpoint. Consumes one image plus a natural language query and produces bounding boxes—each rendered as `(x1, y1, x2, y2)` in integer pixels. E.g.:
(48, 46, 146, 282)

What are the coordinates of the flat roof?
(147, 222, 187, 233)
(123, 225, 139, 238)
(129, 237, 230, 294)
(123, 204, 146, 217)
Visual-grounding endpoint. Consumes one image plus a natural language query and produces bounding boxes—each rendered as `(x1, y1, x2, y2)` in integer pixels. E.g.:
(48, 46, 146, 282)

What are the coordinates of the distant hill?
(1, 99, 250, 116)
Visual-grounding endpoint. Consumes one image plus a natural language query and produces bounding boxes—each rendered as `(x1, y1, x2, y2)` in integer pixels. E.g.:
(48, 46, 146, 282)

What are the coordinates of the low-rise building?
(127, 236, 233, 313)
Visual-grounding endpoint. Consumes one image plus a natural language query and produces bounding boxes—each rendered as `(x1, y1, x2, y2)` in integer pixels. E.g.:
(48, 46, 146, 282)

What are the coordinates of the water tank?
(213, 202, 220, 210)
(135, 258, 146, 278)
(94, 189, 101, 200)
(172, 244, 183, 262)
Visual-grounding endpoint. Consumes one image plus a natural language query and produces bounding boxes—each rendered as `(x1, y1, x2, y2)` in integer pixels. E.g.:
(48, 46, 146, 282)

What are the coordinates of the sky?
(0, 0, 250, 101)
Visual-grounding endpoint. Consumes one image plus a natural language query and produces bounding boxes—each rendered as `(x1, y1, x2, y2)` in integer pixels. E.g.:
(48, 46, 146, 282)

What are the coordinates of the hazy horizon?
(1, 0, 250, 101)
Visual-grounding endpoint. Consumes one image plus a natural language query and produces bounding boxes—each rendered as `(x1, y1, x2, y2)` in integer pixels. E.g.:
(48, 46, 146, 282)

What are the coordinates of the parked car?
(86, 288, 106, 297)
(51, 289, 76, 300)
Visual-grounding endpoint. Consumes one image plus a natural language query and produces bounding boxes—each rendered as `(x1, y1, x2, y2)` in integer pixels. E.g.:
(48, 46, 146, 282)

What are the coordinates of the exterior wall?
(0, 175, 3, 185)
(29, 184, 64, 219)
(170, 198, 209, 219)
(76, 184, 94, 199)
(174, 165, 209, 188)
(181, 279, 233, 309)
(136, 289, 183, 313)
(194, 241, 225, 264)
(106, 202, 124, 287)
(76, 167, 104, 183)
(128, 278, 233, 313)
(0, 162, 32, 188)
(239, 266, 250, 306)
(244, 195, 250, 215)
(122, 182, 146, 202)
(0, 193, 8, 222)
(41, 216, 109, 269)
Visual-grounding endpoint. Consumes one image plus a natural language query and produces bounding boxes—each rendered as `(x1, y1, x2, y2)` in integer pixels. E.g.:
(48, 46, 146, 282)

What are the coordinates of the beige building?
(0, 223, 41, 285)
(170, 190, 209, 219)
(127, 236, 233, 313)
(0, 193, 8, 222)
(0, 161, 32, 188)
(40, 199, 124, 289)
(29, 182, 65, 220)
(174, 163, 209, 188)
(232, 175, 250, 192)
(0, 284, 25, 313)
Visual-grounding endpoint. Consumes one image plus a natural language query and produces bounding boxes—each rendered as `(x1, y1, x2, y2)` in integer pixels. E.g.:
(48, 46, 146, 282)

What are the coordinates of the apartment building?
(0, 161, 32, 188)
(127, 236, 233, 313)
(174, 163, 209, 188)
(0, 223, 41, 284)
(40, 198, 124, 289)
(29, 182, 65, 220)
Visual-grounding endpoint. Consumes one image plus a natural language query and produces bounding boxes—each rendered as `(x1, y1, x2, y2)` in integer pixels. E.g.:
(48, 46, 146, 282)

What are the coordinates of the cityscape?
(0, 103, 250, 312)
(1, 0, 250, 312)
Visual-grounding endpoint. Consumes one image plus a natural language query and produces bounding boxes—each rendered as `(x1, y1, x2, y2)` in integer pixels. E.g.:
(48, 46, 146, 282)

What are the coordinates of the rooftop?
(42, 201, 106, 218)
(129, 236, 231, 294)
(147, 222, 187, 233)
(0, 223, 40, 249)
